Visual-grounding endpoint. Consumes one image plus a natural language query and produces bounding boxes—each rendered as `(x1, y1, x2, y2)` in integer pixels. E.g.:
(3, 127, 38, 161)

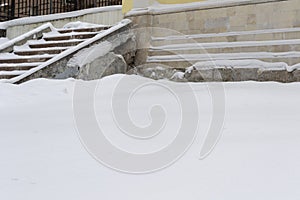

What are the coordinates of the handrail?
(4, 19, 132, 84)
(0, 22, 55, 53)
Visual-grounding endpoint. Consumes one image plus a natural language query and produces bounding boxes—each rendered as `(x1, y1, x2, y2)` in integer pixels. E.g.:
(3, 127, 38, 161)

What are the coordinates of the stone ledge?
(126, 0, 286, 17)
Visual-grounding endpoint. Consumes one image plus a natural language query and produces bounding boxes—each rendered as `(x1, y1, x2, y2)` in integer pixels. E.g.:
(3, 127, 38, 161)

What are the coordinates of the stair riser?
(0, 66, 37, 71)
(29, 41, 82, 48)
(0, 57, 52, 64)
(151, 31, 300, 46)
(15, 49, 65, 56)
(44, 34, 96, 41)
(0, 74, 19, 79)
(149, 44, 300, 56)
(147, 57, 300, 69)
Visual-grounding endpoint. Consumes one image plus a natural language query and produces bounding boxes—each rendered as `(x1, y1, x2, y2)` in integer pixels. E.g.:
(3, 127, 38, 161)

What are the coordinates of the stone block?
(232, 68, 258, 81)
(292, 69, 300, 82)
(258, 69, 293, 83)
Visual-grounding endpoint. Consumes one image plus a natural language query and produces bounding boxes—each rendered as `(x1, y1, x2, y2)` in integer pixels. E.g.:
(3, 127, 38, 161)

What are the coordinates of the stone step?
(147, 52, 300, 69)
(0, 63, 41, 71)
(151, 28, 300, 46)
(28, 40, 84, 48)
(14, 48, 66, 56)
(43, 33, 97, 41)
(0, 55, 53, 64)
(57, 26, 110, 34)
(149, 43, 300, 56)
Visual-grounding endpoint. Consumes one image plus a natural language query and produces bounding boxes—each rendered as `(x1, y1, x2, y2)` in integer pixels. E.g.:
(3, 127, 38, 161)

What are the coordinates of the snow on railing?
(0, 6, 122, 29)
(5, 19, 132, 84)
(0, 22, 56, 53)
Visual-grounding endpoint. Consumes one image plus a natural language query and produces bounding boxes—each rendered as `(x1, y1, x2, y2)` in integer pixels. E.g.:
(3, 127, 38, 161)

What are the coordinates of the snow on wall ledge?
(1, 6, 123, 39)
(125, 0, 285, 16)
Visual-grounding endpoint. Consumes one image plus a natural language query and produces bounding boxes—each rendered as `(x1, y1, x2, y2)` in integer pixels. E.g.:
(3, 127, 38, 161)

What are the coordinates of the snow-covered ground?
(0, 74, 300, 199)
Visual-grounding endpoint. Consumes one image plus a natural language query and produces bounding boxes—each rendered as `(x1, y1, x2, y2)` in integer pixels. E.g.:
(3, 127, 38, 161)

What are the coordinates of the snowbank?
(0, 75, 299, 199)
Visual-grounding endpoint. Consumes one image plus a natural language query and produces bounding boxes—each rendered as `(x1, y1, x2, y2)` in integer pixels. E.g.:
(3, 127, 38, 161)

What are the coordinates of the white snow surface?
(67, 41, 112, 68)
(0, 74, 299, 199)
(0, 37, 8, 44)
(150, 39, 300, 50)
(148, 52, 300, 69)
(152, 27, 300, 41)
(63, 21, 107, 29)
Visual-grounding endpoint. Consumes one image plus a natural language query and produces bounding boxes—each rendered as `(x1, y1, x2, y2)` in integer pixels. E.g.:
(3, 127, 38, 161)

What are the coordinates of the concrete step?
(147, 52, 300, 69)
(151, 28, 300, 46)
(28, 40, 84, 48)
(57, 26, 110, 34)
(0, 63, 41, 71)
(43, 33, 97, 41)
(149, 39, 300, 56)
(14, 47, 67, 56)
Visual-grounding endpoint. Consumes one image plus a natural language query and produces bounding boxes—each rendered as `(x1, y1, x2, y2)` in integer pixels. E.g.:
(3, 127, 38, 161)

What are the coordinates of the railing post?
(50, 0, 53, 14)
(10, 0, 15, 19)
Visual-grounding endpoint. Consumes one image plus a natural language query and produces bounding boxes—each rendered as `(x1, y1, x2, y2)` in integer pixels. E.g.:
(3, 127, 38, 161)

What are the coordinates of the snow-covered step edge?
(14, 45, 69, 52)
(1, 19, 132, 84)
(150, 39, 300, 51)
(189, 60, 300, 72)
(152, 27, 300, 41)
(0, 53, 54, 60)
(147, 52, 300, 72)
(27, 38, 86, 45)
(42, 31, 100, 38)
(0, 62, 43, 67)
(0, 70, 27, 76)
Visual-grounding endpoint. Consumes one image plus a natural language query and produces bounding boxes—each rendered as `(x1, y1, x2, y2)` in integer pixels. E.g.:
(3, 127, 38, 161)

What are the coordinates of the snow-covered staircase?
(0, 21, 124, 82)
(148, 28, 300, 69)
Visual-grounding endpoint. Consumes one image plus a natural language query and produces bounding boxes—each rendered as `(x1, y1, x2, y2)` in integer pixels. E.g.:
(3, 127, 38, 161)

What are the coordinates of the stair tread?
(150, 39, 300, 51)
(14, 46, 68, 52)
(43, 32, 97, 41)
(0, 62, 42, 67)
(0, 70, 27, 75)
(57, 26, 110, 34)
(148, 51, 300, 61)
(152, 27, 300, 41)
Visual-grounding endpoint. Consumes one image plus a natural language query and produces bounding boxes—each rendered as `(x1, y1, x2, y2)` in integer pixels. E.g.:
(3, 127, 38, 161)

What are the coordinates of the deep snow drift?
(0, 74, 299, 200)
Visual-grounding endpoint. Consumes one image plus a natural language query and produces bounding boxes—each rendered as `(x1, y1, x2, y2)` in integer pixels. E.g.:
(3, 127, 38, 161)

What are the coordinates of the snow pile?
(190, 59, 300, 72)
(0, 74, 300, 199)
(63, 21, 107, 29)
(67, 41, 112, 68)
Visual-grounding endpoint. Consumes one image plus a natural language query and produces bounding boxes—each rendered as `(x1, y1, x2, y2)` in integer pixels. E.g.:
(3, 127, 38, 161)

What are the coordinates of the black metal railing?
(0, 0, 122, 21)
